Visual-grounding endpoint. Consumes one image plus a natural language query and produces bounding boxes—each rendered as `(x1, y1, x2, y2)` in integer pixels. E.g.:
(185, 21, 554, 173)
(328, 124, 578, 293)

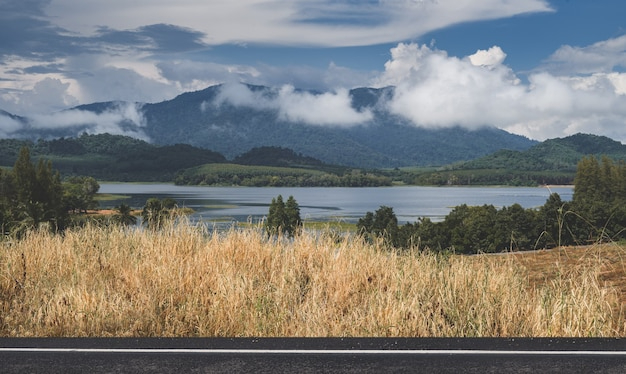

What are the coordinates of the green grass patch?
(95, 193, 131, 201)
(303, 220, 357, 232)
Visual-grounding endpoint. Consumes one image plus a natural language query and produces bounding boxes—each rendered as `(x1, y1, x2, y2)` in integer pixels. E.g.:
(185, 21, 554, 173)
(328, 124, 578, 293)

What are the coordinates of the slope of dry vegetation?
(1, 222, 624, 337)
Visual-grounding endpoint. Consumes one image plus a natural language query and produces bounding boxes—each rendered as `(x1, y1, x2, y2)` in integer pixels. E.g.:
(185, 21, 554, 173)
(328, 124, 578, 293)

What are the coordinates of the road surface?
(1, 337, 625, 373)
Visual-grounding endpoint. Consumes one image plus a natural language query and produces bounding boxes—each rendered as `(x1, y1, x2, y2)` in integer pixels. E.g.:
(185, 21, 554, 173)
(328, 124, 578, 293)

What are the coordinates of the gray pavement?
(1, 337, 625, 373)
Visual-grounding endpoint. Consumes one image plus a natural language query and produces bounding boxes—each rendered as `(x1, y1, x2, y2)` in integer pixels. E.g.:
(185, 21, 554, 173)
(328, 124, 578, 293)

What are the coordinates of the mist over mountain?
(0, 83, 537, 168)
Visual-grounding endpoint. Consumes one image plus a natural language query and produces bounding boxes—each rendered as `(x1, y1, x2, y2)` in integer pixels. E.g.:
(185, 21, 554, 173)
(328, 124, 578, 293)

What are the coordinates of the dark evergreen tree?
(284, 195, 302, 237)
(265, 195, 301, 237)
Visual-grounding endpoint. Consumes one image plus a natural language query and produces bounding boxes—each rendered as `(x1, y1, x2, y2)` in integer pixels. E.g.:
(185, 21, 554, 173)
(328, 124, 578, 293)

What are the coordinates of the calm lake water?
(98, 184, 574, 224)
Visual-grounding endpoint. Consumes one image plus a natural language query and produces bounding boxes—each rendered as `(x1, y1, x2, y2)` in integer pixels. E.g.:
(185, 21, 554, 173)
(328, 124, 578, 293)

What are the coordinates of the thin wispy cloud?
(44, 0, 552, 47)
(543, 34, 626, 75)
(28, 103, 150, 140)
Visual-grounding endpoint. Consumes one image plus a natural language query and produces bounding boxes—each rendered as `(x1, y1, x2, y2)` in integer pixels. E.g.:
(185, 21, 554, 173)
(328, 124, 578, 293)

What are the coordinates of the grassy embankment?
(1, 221, 624, 337)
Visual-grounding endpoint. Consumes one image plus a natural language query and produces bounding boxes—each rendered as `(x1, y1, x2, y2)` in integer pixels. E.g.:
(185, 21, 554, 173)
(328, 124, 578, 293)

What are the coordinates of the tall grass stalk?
(0, 221, 623, 337)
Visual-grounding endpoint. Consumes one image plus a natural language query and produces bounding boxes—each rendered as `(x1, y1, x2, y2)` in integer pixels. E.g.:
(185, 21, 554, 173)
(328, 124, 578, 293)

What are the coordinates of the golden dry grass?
(1, 221, 624, 337)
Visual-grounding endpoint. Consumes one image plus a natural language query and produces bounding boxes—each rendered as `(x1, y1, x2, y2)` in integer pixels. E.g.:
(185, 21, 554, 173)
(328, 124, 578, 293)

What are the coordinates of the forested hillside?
(234, 146, 324, 167)
(0, 135, 391, 186)
(0, 83, 537, 168)
(0, 134, 226, 181)
(411, 133, 626, 186)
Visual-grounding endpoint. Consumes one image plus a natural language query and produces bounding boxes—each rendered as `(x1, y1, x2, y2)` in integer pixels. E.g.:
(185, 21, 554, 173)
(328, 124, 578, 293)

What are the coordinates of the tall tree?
(265, 195, 301, 237)
(284, 195, 302, 237)
(63, 176, 100, 213)
(7, 147, 67, 232)
(357, 206, 400, 248)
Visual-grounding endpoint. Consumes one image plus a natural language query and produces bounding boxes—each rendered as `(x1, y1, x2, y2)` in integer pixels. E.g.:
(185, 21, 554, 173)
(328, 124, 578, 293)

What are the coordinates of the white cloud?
(544, 35, 626, 74)
(157, 60, 260, 90)
(29, 103, 150, 140)
(0, 114, 22, 138)
(0, 77, 79, 115)
(2, 0, 552, 117)
(377, 43, 524, 129)
(374, 42, 626, 141)
(45, 0, 552, 47)
(211, 82, 373, 126)
(212, 82, 272, 109)
(468, 46, 507, 67)
(64, 55, 179, 105)
(275, 85, 373, 125)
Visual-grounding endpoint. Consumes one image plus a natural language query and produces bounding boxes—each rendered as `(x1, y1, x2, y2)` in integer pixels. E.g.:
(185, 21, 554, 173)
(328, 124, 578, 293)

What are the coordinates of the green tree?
(0, 168, 15, 234)
(284, 195, 302, 237)
(536, 192, 570, 248)
(12, 147, 37, 216)
(265, 195, 301, 237)
(357, 206, 400, 248)
(34, 158, 68, 230)
(571, 156, 626, 243)
(494, 203, 538, 251)
(63, 176, 100, 213)
(443, 204, 498, 254)
(112, 203, 137, 226)
(8, 147, 68, 232)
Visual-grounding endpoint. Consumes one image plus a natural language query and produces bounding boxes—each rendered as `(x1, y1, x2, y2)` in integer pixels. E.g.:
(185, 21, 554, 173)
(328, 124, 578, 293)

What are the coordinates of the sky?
(2, 0, 626, 142)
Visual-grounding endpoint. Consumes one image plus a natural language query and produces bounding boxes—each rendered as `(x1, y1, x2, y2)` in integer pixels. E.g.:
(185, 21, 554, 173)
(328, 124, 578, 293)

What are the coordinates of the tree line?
(0, 147, 100, 236)
(358, 156, 626, 253)
(0, 146, 197, 235)
(175, 165, 392, 187)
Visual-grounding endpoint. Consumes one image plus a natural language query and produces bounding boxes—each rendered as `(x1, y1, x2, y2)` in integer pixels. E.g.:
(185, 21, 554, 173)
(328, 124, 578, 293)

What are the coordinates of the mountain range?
(1, 83, 538, 168)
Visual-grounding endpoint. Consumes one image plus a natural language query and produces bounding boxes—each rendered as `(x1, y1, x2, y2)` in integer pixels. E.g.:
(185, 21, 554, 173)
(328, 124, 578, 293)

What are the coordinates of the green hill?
(460, 133, 626, 172)
(413, 133, 626, 186)
(0, 133, 226, 182)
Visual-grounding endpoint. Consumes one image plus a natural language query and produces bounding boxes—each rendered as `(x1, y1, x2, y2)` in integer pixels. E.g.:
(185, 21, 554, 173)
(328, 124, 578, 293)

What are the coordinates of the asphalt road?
(1, 337, 626, 373)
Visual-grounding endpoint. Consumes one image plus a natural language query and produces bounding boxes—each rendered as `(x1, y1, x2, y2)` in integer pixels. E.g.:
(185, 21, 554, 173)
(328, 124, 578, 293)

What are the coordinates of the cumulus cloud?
(374, 42, 626, 141)
(63, 55, 179, 105)
(28, 103, 150, 140)
(211, 82, 373, 126)
(4, 78, 79, 115)
(468, 46, 507, 68)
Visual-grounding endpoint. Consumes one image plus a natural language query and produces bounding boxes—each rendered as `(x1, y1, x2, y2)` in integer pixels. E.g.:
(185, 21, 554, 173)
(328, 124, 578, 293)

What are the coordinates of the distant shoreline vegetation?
(2, 132, 626, 187)
(174, 163, 392, 187)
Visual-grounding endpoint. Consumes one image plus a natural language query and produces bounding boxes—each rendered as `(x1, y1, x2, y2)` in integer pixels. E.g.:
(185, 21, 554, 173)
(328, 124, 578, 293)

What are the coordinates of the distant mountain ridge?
(0, 83, 537, 168)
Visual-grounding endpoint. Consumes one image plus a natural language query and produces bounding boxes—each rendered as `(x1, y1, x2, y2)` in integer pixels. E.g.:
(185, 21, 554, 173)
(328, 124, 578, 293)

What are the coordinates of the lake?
(98, 184, 574, 224)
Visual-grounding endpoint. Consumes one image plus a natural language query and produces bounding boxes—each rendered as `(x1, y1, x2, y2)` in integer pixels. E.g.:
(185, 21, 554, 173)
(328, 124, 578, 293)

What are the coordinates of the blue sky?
(1, 0, 626, 142)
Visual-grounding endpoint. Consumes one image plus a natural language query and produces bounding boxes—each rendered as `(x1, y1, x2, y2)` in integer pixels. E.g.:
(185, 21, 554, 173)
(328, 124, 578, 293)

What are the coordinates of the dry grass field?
(1, 221, 624, 337)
